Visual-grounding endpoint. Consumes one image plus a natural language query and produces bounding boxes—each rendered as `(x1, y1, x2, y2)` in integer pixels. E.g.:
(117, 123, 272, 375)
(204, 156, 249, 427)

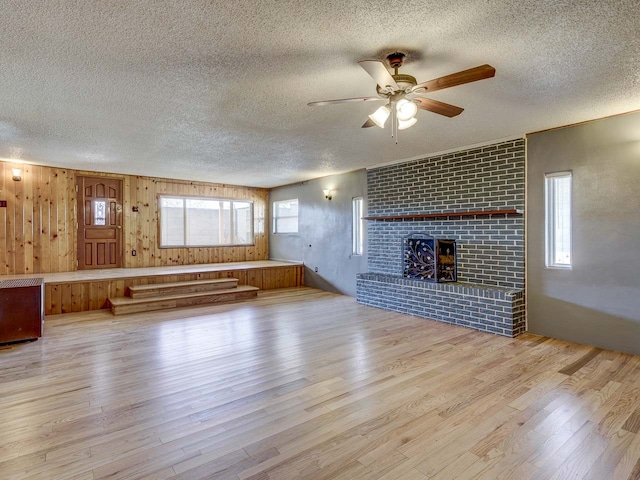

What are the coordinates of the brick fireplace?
(356, 138, 526, 337)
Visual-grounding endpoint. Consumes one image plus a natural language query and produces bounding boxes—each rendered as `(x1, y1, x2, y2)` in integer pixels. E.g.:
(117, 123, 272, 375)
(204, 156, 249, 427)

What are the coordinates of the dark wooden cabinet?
(0, 278, 44, 344)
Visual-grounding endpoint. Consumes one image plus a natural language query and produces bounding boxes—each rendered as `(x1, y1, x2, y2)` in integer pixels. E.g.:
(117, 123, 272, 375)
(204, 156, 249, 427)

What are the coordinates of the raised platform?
(1, 261, 303, 315)
(356, 273, 525, 337)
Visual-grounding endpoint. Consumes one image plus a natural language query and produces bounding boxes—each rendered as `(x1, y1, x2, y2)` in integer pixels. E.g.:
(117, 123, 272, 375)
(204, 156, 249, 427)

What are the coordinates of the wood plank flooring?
(1, 287, 640, 480)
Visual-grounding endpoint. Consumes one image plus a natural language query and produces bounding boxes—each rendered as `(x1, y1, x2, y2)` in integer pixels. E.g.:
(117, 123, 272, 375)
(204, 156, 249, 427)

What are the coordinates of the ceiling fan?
(308, 52, 495, 136)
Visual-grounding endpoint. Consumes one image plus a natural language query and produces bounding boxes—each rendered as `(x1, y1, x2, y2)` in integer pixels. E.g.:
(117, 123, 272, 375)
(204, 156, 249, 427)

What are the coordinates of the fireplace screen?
(404, 235, 457, 282)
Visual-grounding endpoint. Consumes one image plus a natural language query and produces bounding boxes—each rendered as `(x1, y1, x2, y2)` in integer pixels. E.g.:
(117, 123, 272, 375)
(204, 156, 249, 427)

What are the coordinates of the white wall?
(527, 111, 640, 355)
(269, 170, 367, 297)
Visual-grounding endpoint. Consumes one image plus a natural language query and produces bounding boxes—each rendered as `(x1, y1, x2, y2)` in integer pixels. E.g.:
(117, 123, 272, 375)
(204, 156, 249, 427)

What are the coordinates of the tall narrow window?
(545, 171, 572, 268)
(273, 199, 299, 234)
(352, 197, 364, 255)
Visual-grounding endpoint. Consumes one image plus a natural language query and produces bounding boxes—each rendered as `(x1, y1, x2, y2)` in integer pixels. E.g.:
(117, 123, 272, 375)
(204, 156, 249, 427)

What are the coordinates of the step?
(108, 285, 259, 315)
(127, 278, 239, 298)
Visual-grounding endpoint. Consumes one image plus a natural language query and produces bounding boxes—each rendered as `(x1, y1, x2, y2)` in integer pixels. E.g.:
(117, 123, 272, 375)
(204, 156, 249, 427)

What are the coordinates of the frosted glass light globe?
(396, 99, 418, 121)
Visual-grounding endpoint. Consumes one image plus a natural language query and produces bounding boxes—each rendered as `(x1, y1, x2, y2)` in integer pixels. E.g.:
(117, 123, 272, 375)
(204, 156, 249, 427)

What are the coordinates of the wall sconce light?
(11, 168, 22, 181)
(323, 189, 333, 201)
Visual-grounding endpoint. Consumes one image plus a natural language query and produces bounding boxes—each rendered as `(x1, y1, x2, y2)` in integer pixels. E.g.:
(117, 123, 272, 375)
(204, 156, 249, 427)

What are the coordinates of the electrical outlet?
(314, 266, 318, 273)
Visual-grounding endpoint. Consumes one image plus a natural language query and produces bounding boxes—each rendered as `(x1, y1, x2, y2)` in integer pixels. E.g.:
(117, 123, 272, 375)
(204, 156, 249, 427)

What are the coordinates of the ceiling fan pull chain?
(393, 107, 399, 144)
(391, 107, 395, 140)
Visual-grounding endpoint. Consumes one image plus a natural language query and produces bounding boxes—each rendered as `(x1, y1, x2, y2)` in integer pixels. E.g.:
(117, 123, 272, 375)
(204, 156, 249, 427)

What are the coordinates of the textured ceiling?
(1, 1, 639, 188)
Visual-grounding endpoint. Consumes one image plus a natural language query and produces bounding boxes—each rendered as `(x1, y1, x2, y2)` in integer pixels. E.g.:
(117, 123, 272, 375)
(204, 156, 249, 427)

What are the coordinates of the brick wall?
(357, 138, 526, 337)
(367, 138, 525, 290)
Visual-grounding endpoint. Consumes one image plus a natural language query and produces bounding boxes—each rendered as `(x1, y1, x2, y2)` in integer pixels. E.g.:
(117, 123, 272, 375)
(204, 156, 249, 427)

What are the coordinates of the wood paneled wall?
(0, 161, 269, 275)
(124, 175, 268, 267)
(0, 163, 76, 275)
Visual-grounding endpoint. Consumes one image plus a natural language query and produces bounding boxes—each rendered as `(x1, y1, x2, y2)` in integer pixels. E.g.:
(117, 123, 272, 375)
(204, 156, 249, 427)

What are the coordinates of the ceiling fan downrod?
(387, 51, 406, 75)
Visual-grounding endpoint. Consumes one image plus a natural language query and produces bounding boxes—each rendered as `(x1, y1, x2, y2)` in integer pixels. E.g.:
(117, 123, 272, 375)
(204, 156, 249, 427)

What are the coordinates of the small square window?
(273, 199, 298, 234)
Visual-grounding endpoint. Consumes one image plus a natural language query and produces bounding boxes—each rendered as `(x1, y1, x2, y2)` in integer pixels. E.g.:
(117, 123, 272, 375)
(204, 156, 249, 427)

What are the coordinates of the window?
(545, 171, 572, 268)
(273, 199, 298, 234)
(352, 197, 364, 255)
(159, 196, 253, 247)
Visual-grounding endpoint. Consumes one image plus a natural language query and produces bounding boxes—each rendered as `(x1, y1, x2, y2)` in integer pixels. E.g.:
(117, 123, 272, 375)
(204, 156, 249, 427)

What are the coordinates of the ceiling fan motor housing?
(376, 73, 417, 96)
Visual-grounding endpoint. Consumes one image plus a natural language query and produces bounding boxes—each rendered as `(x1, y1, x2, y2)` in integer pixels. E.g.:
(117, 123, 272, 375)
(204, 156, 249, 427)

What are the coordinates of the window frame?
(158, 194, 254, 248)
(352, 197, 364, 256)
(272, 198, 299, 234)
(544, 171, 572, 269)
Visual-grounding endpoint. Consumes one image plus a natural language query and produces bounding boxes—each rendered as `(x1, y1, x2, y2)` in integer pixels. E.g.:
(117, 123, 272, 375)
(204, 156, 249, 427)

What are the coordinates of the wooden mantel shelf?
(363, 209, 522, 221)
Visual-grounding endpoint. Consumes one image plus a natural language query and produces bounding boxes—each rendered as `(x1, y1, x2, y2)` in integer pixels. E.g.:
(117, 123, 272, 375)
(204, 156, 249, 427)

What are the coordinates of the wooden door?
(77, 176, 123, 269)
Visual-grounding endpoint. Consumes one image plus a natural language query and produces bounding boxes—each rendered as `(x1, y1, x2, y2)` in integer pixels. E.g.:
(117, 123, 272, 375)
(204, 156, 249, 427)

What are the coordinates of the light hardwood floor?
(1, 287, 640, 480)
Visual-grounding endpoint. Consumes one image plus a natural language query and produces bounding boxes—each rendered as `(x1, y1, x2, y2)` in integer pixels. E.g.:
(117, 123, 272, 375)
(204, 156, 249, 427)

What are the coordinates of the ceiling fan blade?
(307, 96, 383, 107)
(358, 60, 399, 91)
(362, 118, 376, 128)
(415, 97, 464, 117)
(412, 64, 495, 93)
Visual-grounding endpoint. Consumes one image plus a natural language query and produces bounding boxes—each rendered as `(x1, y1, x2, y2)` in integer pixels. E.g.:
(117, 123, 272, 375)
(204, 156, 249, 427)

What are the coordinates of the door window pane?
(94, 200, 106, 226)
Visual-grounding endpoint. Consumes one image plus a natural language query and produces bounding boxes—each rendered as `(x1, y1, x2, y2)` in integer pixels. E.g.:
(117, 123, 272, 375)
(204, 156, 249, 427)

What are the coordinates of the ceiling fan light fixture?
(396, 99, 418, 121)
(368, 105, 390, 128)
(308, 56, 495, 141)
(397, 117, 418, 130)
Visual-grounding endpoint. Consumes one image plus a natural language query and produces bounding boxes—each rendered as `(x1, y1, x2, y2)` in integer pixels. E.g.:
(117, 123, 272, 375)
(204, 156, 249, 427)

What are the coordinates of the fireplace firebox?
(404, 235, 457, 282)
